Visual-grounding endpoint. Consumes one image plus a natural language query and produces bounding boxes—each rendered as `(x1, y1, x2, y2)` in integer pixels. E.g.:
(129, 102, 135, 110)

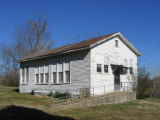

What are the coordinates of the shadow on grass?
(13, 89, 19, 93)
(0, 105, 75, 120)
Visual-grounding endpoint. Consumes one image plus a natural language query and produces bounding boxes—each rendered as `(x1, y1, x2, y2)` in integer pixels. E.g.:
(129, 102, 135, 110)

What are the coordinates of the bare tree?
(137, 67, 150, 99)
(150, 76, 160, 98)
(0, 16, 53, 86)
(15, 16, 53, 58)
(0, 44, 19, 86)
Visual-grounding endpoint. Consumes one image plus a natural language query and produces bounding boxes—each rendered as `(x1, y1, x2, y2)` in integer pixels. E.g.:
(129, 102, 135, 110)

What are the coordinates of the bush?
(48, 91, 53, 97)
(54, 91, 71, 99)
(31, 90, 35, 95)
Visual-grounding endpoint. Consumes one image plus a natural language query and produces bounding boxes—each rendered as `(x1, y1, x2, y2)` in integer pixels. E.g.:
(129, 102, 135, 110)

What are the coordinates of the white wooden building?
(18, 32, 141, 95)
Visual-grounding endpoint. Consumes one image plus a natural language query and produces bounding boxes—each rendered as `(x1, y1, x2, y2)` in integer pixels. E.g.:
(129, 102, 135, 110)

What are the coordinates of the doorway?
(111, 65, 122, 91)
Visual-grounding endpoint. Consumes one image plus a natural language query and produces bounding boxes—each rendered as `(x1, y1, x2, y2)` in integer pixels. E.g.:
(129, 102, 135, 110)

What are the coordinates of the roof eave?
(18, 46, 91, 63)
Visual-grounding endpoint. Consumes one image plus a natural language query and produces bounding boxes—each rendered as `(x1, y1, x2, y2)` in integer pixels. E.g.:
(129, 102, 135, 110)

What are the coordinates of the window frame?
(21, 66, 29, 85)
(58, 72, 63, 83)
(21, 67, 25, 84)
(65, 71, 70, 83)
(45, 73, 49, 84)
(115, 40, 118, 47)
(35, 74, 39, 84)
(40, 73, 44, 84)
(97, 64, 102, 73)
(52, 72, 57, 84)
(26, 67, 29, 83)
(104, 65, 109, 73)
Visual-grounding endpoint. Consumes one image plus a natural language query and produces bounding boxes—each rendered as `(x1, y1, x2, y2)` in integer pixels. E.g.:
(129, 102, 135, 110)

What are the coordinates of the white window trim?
(51, 62, 71, 85)
(34, 62, 71, 85)
(20, 67, 29, 85)
(63, 62, 65, 83)
(115, 40, 119, 47)
(104, 64, 109, 73)
(35, 66, 49, 85)
(97, 64, 102, 73)
(52, 72, 57, 84)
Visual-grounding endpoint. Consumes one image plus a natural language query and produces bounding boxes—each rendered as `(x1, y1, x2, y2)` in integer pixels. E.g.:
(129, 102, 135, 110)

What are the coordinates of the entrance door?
(113, 68, 121, 91)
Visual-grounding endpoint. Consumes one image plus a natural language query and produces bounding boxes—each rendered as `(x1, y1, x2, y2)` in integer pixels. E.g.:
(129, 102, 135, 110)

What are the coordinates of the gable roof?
(18, 32, 141, 62)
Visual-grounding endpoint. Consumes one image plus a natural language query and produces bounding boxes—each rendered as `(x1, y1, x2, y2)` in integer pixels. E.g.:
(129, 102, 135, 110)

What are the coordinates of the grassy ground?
(0, 86, 160, 120)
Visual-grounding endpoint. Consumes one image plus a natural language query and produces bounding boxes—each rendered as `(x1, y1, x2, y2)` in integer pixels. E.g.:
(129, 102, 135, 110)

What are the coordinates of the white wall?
(90, 36, 138, 95)
(19, 50, 91, 95)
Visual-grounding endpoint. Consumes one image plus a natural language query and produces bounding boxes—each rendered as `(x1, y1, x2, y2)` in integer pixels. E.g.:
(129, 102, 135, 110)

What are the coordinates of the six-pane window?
(97, 64, 102, 72)
(104, 65, 108, 73)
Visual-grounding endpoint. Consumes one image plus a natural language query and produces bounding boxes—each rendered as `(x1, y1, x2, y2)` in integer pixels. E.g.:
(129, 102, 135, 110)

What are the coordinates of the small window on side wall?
(104, 65, 108, 73)
(115, 40, 118, 47)
(97, 64, 102, 72)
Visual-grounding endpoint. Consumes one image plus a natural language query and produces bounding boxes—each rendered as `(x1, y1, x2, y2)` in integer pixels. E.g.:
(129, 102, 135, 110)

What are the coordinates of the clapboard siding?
(20, 50, 91, 95)
(19, 35, 139, 95)
(90, 36, 138, 94)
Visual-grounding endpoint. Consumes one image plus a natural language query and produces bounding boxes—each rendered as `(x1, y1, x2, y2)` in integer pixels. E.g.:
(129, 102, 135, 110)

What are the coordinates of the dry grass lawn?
(0, 86, 160, 120)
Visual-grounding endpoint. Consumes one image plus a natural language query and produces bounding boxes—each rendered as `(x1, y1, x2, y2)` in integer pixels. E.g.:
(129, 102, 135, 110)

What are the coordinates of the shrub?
(31, 90, 35, 95)
(54, 91, 71, 99)
(48, 91, 53, 97)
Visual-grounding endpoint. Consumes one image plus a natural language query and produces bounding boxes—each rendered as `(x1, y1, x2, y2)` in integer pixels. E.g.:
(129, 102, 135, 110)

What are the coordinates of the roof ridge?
(19, 32, 141, 62)
(45, 32, 117, 53)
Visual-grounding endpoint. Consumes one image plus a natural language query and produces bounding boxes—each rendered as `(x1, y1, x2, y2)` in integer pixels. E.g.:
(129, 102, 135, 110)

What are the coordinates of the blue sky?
(0, 0, 160, 73)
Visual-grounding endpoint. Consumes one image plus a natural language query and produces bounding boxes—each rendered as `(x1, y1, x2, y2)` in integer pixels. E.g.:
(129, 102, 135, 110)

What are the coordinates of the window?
(115, 40, 118, 47)
(26, 67, 29, 83)
(65, 71, 70, 83)
(40, 73, 44, 84)
(45, 73, 49, 84)
(53, 72, 57, 84)
(59, 72, 63, 83)
(97, 64, 102, 72)
(21, 67, 29, 84)
(104, 65, 108, 73)
(22, 68, 25, 84)
(130, 67, 133, 74)
(36, 74, 39, 84)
